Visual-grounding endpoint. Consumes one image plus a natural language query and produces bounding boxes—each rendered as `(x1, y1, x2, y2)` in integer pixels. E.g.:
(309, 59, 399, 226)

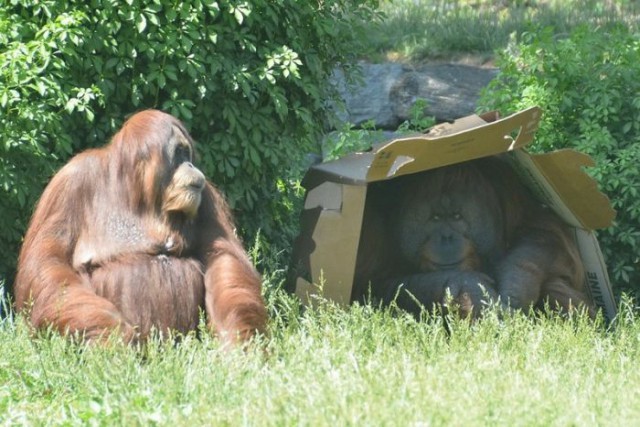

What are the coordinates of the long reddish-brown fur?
(14, 110, 267, 345)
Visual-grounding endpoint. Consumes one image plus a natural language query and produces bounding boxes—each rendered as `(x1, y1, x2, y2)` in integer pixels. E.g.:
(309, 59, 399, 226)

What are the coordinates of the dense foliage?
(0, 0, 381, 287)
(479, 24, 640, 296)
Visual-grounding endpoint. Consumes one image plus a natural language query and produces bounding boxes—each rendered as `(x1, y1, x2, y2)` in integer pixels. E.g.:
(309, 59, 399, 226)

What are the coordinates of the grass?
(3, 291, 640, 426)
(368, 0, 640, 62)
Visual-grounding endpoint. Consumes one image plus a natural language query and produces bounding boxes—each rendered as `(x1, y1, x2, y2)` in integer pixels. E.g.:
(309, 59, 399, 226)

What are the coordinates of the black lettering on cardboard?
(586, 271, 605, 308)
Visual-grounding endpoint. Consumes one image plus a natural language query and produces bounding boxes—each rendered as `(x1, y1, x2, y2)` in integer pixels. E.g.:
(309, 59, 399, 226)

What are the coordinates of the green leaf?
(248, 145, 261, 167)
(136, 14, 147, 33)
(233, 9, 244, 25)
(178, 103, 192, 120)
(146, 12, 159, 27)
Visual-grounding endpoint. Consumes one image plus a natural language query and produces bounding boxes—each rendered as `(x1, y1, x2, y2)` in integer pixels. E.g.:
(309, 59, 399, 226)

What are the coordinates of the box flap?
(302, 152, 376, 188)
(367, 106, 542, 181)
(512, 149, 616, 230)
(304, 107, 542, 188)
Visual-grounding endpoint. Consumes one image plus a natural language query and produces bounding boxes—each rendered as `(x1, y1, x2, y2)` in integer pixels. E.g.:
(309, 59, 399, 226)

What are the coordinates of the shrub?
(479, 24, 640, 296)
(0, 0, 381, 288)
(323, 98, 436, 161)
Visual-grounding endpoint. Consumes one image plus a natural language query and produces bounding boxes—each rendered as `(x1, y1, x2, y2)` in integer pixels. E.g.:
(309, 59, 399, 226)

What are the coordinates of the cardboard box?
(290, 107, 617, 320)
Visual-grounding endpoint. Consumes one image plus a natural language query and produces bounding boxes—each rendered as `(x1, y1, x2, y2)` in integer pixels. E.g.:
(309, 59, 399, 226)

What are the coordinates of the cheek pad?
(457, 194, 501, 256)
(397, 207, 433, 263)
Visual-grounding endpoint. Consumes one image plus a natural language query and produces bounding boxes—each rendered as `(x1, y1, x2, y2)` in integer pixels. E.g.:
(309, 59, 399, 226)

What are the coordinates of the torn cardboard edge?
(292, 107, 617, 321)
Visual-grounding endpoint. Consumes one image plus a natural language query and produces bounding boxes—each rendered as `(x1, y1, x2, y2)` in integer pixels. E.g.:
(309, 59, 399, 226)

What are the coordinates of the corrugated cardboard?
(290, 107, 617, 320)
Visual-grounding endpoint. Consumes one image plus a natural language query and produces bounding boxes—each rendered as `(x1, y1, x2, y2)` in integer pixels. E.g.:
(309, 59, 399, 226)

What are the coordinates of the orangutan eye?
(174, 144, 192, 164)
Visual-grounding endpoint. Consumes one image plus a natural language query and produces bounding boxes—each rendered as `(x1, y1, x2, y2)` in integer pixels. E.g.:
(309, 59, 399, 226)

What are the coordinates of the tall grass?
(368, 0, 640, 61)
(2, 289, 640, 426)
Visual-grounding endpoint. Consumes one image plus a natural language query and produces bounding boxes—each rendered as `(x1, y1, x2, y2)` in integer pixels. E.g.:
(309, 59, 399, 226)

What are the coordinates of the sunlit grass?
(367, 0, 639, 62)
(3, 288, 640, 426)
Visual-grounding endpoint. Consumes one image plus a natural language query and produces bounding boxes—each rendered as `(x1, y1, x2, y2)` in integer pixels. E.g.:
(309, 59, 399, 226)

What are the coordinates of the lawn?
(369, 0, 639, 62)
(3, 294, 640, 426)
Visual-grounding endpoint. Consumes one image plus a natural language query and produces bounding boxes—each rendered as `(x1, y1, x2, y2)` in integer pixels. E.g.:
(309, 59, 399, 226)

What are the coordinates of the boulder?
(332, 61, 498, 128)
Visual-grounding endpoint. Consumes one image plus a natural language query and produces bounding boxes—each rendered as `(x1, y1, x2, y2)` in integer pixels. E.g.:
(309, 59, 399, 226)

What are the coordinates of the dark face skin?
(395, 164, 504, 273)
(162, 125, 206, 219)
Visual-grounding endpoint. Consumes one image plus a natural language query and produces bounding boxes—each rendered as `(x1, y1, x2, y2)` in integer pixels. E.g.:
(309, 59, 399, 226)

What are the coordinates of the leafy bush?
(479, 24, 640, 296)
(323, 98, 436, 162)
(0, 0, 381, 287)
(322, 120, 381, 162)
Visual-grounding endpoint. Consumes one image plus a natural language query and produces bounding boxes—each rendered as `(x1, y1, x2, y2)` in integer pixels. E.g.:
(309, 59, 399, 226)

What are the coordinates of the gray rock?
(331, 61, 498, 129)
(331, 62, 407, 129)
